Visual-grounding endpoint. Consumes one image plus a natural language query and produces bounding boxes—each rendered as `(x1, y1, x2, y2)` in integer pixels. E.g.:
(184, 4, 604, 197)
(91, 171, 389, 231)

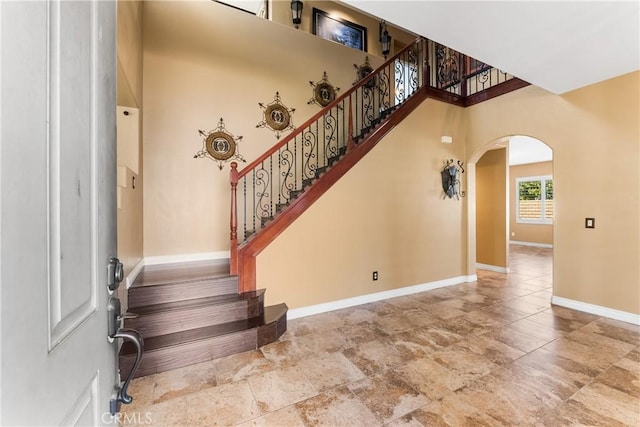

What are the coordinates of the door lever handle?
(107, 296, 145, 415)
(112, 328, 144, 406)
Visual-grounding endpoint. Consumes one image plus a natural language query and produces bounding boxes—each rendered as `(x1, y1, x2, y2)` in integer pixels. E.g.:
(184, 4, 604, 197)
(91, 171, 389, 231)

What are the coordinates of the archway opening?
(467, 135, 554, 296)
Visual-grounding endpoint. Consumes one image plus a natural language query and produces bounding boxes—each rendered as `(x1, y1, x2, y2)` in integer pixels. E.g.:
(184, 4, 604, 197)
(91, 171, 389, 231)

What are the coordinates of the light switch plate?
(585, 218, 595, 229)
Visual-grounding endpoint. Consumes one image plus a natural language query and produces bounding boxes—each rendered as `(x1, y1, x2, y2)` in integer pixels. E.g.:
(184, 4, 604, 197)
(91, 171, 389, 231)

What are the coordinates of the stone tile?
(298, 311, 346, 332)
(566, 328, 637, 354)
(386, 295, 430, 311)
(403, 309, 442, 329)
(408, 393, 504, 426)
(122, 396, 187, 426)
(152, 359, 216, 403)
(577, 318, 640, 346)
(373, 311, 415, 335)
(596, 364, 640, 398)
(297, 351, 365, 392)
(547, 305, 600, 324)
(295, 385, 380, 427)
(259, 335, 313, 368)
(438, 316, 489, 337)
(186, 380, 260, 426)
(339, 322, 389, 346)
(412, 291, 447, 305)
(460, 291, 502, 307)
(452, 333, 525, 366)
(247, 366, 318, 413)
(423, 300, 466, 320)
(296, 328, 350, 353)
(490, 326, 552, 353)
(332, 307, 378, 325)
(461, 309, 509, 329)
(234, 405, 304, 427)
(514, 346, 599, 388)
(536, 399, 628, 427)
(453, 364, 572, 426)
(508, 318, 565, 341)
(214, 350, 273, 385)
(526, 310, 588, 333)
(285, 317, 317, 337)
(396, 348, 497, 400)
(348, 370, 430, 424)
(361, 300, 401, 316)
(570, 381, 640, 426)
(541, 336, 624, 375)
(342, 338, 406, 375)
(491, 298, 548, 315)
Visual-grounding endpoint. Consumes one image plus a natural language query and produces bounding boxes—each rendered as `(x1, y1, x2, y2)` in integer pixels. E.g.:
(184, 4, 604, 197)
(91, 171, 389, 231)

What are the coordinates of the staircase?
(119, 260, 286, 378)
(229, 37, 528, 293)
(121, 38, 528, 377)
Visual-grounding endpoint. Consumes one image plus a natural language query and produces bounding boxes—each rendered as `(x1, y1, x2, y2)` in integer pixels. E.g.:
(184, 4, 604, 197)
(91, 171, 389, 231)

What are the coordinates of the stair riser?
(128, 277, 238, 308)
(125, 296, 264, 338)
(121, 329, 257, 378)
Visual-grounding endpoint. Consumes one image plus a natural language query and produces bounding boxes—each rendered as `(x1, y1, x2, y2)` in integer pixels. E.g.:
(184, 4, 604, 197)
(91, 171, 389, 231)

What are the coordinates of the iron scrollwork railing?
(230, 36, 524, 271)
(230, 38, 427, 249)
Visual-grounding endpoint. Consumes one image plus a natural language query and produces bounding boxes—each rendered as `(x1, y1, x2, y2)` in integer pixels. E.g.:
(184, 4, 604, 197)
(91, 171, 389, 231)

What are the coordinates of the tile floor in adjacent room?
(121, 245, 640, 426)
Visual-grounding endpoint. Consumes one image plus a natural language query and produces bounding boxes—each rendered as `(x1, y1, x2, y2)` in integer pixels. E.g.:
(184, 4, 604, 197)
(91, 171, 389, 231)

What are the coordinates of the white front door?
(1, 1, 120, 425)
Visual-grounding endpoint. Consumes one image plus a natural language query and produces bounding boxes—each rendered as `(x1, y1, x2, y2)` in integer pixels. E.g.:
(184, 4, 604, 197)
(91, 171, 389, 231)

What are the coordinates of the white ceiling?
(508, 135, 552, 166)
(342, 0, 640, 94)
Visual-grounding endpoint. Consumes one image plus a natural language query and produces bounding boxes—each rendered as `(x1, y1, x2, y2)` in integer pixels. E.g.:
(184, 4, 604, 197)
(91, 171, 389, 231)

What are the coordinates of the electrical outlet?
(372, 271, 378, 281)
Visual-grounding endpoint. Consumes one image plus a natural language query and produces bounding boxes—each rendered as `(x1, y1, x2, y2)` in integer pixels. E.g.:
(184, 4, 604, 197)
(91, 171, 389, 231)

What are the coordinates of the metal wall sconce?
(441, 159, 465, 199)
(291, 0, 303, 29)
(379, 20, 392, 58)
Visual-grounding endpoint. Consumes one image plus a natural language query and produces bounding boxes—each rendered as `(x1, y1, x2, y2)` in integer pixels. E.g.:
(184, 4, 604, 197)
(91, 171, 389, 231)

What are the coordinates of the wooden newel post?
(347, 94, 355, 152)
(229, 162, 239, 275)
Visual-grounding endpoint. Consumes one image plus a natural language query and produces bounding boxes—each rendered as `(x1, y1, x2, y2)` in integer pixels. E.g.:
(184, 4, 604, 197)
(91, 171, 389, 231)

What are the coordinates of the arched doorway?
(467, 135, 554, 291)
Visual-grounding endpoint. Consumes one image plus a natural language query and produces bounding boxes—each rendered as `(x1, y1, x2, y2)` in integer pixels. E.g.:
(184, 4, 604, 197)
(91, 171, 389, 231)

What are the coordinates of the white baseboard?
(144, 251, 230, 266)
(552, 296, 640, 326)
(126, 258, 145, 289)
(288, 275, 469, 320)
(465, 274, 478, 282)
(510, 241, 553, 248)
(476, 263, 509, 274)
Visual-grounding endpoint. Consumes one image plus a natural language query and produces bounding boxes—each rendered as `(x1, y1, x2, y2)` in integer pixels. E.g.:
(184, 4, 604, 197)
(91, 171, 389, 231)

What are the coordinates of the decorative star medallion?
(194, 118, 246, 170)
(256, 92, 296, 139)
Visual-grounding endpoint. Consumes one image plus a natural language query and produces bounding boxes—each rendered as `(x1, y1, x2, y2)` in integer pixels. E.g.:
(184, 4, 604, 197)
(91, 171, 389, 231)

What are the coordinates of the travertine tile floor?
(122, 245, 640, 426)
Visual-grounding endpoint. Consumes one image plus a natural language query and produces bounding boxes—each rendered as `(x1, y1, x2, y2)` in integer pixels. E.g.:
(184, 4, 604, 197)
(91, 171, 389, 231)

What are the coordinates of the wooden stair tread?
(120, 303, 287, 356)
(129, 289, 265, 315)
(133, 259, 231, 287)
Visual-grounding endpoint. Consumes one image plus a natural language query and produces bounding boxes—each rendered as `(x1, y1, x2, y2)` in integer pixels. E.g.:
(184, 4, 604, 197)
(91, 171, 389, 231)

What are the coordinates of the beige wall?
(510, 161, 553, 245)
(270, 0, 416, 59)
(117, 0, 144, 283)
(475, 148, 507, 268)
(466, 72, 640, 315)
(142, 0, 384, 256)
(140, 2, 639, 316)
(258, 99, 467, 308)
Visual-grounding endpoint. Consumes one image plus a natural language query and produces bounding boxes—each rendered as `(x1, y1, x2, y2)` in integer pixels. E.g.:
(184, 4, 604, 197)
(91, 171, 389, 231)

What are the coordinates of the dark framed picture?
(312, 8, 367, 51)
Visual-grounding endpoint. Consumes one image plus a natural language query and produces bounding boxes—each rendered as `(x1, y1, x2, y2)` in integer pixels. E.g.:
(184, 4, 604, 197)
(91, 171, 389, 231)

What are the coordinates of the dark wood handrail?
(234, 37, 423, 181)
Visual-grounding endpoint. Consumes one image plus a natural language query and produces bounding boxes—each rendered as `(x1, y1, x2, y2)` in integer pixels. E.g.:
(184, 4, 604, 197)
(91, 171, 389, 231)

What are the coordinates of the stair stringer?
(236, 85, 430, 292)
